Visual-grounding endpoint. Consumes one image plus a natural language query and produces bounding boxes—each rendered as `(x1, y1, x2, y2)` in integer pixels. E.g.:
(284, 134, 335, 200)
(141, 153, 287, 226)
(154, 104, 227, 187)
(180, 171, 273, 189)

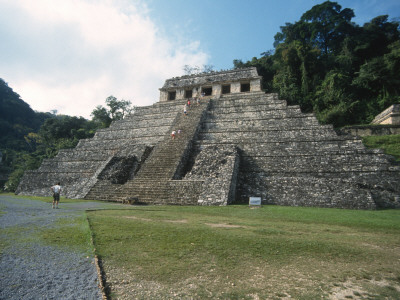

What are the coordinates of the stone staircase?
(16, 101, 181, 198)
(85, 100, 210, 204)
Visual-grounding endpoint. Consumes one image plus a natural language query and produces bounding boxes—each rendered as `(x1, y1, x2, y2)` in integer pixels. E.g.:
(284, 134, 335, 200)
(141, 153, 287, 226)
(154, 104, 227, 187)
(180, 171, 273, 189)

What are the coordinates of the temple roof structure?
(160, 67, 261, 90)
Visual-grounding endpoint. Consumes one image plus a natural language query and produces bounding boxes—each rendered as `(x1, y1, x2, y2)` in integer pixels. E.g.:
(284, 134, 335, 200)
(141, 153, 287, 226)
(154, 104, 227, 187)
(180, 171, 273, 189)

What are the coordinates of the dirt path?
(0, 195, 119, 300)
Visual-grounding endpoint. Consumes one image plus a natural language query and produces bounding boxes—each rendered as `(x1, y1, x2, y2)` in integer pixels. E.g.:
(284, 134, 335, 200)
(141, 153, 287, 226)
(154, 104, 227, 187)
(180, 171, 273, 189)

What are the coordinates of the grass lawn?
(0, 194, 115, 256)
(87, 205, 400, 299)
(362, 134, 400, 161)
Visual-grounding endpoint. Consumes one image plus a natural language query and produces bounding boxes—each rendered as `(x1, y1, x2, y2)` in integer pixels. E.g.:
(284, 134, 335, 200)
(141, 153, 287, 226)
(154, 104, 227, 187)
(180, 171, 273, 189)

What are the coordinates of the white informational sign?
(249, 197, 261, 207)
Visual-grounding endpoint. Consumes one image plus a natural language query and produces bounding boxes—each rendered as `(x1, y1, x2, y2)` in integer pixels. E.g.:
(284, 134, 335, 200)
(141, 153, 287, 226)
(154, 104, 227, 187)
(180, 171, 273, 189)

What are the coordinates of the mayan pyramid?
(17, 67, 400, 209)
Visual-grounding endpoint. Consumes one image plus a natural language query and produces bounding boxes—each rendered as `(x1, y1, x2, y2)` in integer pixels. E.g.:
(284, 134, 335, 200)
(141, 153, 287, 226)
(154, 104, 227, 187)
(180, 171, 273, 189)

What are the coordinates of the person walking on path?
(51, 182, 61, 209)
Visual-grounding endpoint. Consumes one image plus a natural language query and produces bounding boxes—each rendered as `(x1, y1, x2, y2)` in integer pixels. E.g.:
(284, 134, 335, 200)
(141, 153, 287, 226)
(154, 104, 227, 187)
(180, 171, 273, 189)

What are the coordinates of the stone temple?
(17, 68, 400, 209)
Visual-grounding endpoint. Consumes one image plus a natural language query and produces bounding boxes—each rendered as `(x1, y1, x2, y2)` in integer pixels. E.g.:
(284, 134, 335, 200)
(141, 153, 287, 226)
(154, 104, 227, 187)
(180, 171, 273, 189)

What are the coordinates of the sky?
(1, 0, 399, 118)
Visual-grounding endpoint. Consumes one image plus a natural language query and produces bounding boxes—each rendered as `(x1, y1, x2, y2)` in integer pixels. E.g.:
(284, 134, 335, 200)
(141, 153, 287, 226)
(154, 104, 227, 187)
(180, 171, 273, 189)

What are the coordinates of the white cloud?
(0, 0, 208, 118)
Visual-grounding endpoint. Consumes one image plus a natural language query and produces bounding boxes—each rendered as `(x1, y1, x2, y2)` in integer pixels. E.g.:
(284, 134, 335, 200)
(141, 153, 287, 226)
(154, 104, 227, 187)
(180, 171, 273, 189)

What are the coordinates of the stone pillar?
(250, 78, 261, 92)
(177, 89, 184, 100)
(212, 84, 221, 97)
(194, 87, 201, 98)
(159, 90, 168, 102)
(231, 82, 241, 93)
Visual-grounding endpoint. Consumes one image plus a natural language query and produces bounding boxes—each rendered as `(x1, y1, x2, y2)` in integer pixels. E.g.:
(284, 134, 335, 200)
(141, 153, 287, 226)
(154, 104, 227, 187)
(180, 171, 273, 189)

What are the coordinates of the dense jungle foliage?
(234, 1, 400, 127)
(0, 79, 133, 191)
(1, 1, 399, 191)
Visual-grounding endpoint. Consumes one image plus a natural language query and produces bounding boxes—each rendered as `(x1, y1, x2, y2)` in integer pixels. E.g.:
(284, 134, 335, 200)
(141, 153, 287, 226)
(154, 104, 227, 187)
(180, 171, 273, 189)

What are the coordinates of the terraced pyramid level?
(17, 68, 400, 209)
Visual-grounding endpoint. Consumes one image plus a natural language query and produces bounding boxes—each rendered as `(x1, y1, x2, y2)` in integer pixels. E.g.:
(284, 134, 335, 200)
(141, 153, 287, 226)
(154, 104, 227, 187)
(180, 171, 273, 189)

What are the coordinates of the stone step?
(85, 99, 211, 202)
(75, 136, 163, 149)
(195, 140, 367, 155)
(206, 108, 306, 120)
(202, 116, 322, 130)
(198, 129, 339, 142)
(94, 126, 171, 140)
(219, 91, 269, 100)
(211, 100, 287, 110)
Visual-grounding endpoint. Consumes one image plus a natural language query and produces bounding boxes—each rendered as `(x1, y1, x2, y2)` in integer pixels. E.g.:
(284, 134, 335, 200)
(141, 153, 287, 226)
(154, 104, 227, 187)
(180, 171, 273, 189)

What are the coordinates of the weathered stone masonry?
(17, 67, 400, 209)
(159, 67, 262, 101)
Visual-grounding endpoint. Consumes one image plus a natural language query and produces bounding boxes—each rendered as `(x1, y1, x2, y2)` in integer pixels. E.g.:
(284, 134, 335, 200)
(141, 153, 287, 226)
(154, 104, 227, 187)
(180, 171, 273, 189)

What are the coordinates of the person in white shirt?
(51, 182, 62, 209)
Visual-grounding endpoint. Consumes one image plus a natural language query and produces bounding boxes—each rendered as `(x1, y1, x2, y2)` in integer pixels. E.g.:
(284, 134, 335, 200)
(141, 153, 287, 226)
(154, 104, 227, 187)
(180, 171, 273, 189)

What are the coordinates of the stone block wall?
(194, 93, 400, 209)
(185, 145, 240, 206)
(159, 67, 262, 102)
(164, 180, 204, 205)
(338, 125, 400, 137)
(371, 104, 400, 125)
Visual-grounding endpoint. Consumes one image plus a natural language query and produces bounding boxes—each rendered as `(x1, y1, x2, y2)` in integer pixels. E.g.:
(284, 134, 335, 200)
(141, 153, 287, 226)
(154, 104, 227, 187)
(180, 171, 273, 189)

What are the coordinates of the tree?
(3, 115, 98, 191)
(300, 1, 355, 55)
(39, 115, 95, 143)
(271, 40, 322, 110)
(91, 96, 134, 128)
(354, 15, 400, 62)
(105, 96, 133, 120)
(0, 78, 53, 151)
(314, 70, 358, 126)
(257, 1, 400, 125)
(91, 106, 111, 128)
(270, 2, 357, 112)
(234, 52, 275, 92)
(183, 65, 214, 75)
(352, 40, 400, 122)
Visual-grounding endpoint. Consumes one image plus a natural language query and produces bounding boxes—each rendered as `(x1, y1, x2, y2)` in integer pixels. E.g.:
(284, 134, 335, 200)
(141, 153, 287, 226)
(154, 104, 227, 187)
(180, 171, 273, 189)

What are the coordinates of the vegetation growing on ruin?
(87, 205, 400, 299)
(363, 134, 400, 161)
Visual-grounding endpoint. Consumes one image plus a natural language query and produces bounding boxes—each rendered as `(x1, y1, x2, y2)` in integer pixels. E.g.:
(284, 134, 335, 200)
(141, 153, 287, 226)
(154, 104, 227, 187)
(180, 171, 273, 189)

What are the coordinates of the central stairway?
(85, 100, 210, 204)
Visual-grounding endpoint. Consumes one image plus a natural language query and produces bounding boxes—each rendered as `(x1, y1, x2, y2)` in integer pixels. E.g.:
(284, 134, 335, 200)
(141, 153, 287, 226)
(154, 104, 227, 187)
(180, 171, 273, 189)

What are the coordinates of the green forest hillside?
(234, 1, 400, 128)
(1, 1, 399, 192)
(0, 79, 133, 191)
(0, 79, 52, 188)
(0, 79, 52, 151)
